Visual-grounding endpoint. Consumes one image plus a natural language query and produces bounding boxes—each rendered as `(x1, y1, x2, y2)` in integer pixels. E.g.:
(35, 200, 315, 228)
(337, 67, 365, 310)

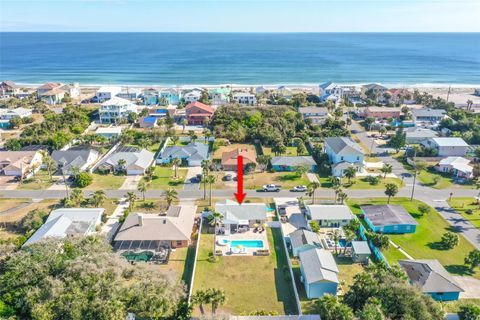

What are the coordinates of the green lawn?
(417, 169, 453, 189)
(192, 225, 297, 315)
(147, 166, 187, 189)
(381, 245, 409, 266)
(155, 245, 196, 286)
(319, 175, 404, 190)
(447, 197, 480, 229)
(243, 172, 310, 190)
(132, 199, 170, 212)
(347, 198, 480, 279)
(263, 146, 303, 157)
(87, 173, 126, 190)
(16, 170, 53, 190)
(441, 299, 480, 313)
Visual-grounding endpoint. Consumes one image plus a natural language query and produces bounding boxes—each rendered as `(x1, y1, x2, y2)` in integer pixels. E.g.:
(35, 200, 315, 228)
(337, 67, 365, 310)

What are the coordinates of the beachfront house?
(37, 82, 63, 96)
(361, 204, 418, 234)
(298, 106, 330, 124)
(95, 86, 122, 103)
(288, 229, 322, 257)
(363, 106, 402, 120)
(142, 88, 159, 105)
(0, 150, 43, 177)
(214, 200, 267, 235)
(0, 81, 20, 96)
(411, 108, 447, 127)
(221, 148, 257, 171)
(209, 88, 230, 105)
(436, 157, 473, 180)
(97, 147, 154, 175)
(399, 259, 463, 301)
(351, 241, 371, 263)
(271, 156, 317, 172)
(116, 88, 142, 101)
(362, 83, 388, 102)
(59, 83, 81, 98)
(157, 142, 209, 167)
(0, 107, 32, 120)
(23, 208, 104, 246)
(159, 89, 181, 105)
(319, 82, 344, 100)
(421, 137, 469, 157)
(324, 137, 364, 177)
(51, 148, 100, 175)
(299, 248, 339, 299)
(113, 205, 196, 251)
(405, 127, 438, 145)
(232, 92, 257, 105)
(183, 89, 202, 103)
(306, 204, 354, 228)
(99, 97, 139, 124)
(185, 101, 214, 125)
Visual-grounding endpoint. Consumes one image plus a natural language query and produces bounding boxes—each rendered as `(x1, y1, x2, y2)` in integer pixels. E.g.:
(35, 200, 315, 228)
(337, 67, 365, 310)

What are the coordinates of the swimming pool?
(230, 240, 264, 248)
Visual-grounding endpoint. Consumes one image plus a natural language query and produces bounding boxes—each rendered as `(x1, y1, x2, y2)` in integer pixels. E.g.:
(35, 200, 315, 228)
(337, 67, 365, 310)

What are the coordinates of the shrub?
(458, 304, 480, 320)
(365, 175, 380, 185)
(74, 172, 93, 188)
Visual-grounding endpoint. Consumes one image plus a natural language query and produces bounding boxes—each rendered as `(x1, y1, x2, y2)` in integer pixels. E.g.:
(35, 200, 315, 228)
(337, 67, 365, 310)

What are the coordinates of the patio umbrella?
(253, 223, 259, 229)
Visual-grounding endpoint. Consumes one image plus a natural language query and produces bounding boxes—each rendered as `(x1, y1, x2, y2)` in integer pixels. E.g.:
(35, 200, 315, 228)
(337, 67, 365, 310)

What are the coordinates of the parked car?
(223, 174, 232, 181)
(262, 184, 280, 192)
(291, 185, 307, 192)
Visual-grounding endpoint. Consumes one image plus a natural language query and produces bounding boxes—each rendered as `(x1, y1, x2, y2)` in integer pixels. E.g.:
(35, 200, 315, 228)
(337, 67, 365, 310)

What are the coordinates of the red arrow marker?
(234, 155, 246, 204)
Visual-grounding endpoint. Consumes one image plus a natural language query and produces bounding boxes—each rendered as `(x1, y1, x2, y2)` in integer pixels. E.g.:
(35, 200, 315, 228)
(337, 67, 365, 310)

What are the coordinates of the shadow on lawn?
(445, 264, 475, 277)
(277, 174, 302, 182)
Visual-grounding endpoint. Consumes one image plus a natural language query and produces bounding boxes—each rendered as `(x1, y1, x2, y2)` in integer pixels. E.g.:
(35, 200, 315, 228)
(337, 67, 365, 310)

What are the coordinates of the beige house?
(0, 151, 43, 177)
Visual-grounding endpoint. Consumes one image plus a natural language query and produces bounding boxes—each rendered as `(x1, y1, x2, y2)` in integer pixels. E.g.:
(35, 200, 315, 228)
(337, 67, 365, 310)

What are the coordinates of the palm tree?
(191, 290, 209, 316)
(206, 174, 216, 206)
(91, 190, 107, 207)
(307, 182, 320, 204)
(137, 179, 148, 201)
(116, 159, 127, 174)
(380, 163, 393, 179)
(334, 186, 343, 204)
(295, 165, 308, 178)
(201, 160, 212, 200)
(344, 229, 356, 254)
(165, 188, 178, 207)
(125, 191, 137, 211)
(337, 191, 348, 204)
(172, 158, 181, 179)
(70, 188, 84, 207)
(207, 211, 224, 235)
(144, 166, 154, 182)
(171, 135, 179, 146)
(181, 118, 188, 132)
(344, 166, 357, 185)
(328, 175, 341, 189)
(41, 151, 57, 182)
(332, 229, 341, 254)
(208, 288, 226, 316)
(385, 183, 399, 204)
(70, 166, 81, 178)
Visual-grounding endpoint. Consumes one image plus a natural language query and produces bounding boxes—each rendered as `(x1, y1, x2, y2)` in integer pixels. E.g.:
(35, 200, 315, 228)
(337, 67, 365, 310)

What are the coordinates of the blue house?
(142, 88, 159, 106)
(299, 248, 339, 299)
(159, 89, 180, 105)
(324, 137, 364, 177)
(271, 156, 317, 172)
(157, 142, 209, 167)
(288, 229, 322, 257)
(361, 204, 418, 234)
(399, 260, 463, 301)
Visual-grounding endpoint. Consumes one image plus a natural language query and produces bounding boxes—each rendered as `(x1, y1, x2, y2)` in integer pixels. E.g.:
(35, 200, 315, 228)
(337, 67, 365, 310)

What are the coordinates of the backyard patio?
(215, 228, 269, 256)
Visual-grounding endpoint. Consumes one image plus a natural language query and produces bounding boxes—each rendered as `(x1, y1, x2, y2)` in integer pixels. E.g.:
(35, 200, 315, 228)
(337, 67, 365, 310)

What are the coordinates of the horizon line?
(2, 31, 480, 34)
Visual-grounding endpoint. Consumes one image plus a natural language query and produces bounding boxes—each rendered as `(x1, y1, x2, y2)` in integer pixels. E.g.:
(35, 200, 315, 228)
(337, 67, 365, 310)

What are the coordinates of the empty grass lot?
(146, 166, 187, 189)
(319, 175, 404, 190)
(192, 225, 297, 316)
(263, 146, 300, 157)
(447, 197, 480, 229)
(87, 173, 126, 190)
(347, 198, 480, 279)
(243, 172, 310, 190)
(16, 170, 53, 190)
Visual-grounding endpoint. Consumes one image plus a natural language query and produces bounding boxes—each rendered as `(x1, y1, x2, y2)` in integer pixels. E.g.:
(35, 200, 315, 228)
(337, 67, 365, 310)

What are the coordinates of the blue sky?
(1, 0, 479, 32)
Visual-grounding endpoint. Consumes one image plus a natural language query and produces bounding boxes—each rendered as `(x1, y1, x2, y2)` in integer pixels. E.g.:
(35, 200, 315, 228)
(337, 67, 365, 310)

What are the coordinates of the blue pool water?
(338, 239, 351, 248)
(230, 240, 264, 248)
(266, 207, 275, 212)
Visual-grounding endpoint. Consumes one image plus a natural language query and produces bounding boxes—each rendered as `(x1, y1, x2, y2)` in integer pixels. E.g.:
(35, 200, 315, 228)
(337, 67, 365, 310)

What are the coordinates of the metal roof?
(324, 137, 364, 156)
(299, 248, 339, 284)
(271, 156, 316, 167)
(307, 205, 354, 221)
(361, 204, 418, 227)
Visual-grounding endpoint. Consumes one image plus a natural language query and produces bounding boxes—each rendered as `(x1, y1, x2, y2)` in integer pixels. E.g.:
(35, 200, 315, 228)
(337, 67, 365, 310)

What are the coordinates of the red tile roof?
(185, 101, 214, 114)
(38, 82, 63, 90)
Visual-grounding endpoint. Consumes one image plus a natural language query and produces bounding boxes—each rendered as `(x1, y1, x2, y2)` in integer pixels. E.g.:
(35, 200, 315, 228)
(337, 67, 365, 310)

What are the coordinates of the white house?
(99, 96, 139, 124)
(436, 157, 473, 180)
(421, 137, 469, 157)
(306, 204, 354, 227)
(116, 88, 142, 101)
(324, 137, 365, 177)
(96, 86, 122, 103)
(298, 106, 330, 124)
(232, 92, 257, 105)
(0, 107, 32, 120)
(59, 83, 81, 98)
(299, 248, 339, 299)
(412, 108, 448, 127)
(183, 89, 202, 103)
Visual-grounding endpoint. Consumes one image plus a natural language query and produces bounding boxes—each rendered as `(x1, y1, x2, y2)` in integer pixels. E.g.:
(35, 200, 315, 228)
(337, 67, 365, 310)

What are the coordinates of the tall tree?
(137, 179, 148, 201)
(384, 183, 399, 203)
(172, 157, 182, 179)
(126, 191, 137, 211)
(307, 182, 320, 204)
(91, 190, 107, 207)
(380, 163, 393, 179)
(344, 166, 357, 184)
(165, 188, 178, 207)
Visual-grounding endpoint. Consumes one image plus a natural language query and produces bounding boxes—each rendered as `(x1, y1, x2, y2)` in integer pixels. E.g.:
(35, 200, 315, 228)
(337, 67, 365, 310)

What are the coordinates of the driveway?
(120, 175, 142, 190)
(307, 173, 320, 184)
(183, 166, 202, 191)
(0, 176, 19, 190)
(453, 276, 480, 299)
(101, 198, 127, 242)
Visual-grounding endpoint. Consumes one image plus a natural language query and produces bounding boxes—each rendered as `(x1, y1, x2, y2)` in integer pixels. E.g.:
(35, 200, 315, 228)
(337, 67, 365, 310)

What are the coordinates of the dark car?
(223, 174, 232, 181)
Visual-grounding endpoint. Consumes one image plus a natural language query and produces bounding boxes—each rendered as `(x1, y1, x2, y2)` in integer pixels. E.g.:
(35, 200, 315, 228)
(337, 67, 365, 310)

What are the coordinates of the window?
(176, 241, 183, 246)
(341, 156, 344, 161)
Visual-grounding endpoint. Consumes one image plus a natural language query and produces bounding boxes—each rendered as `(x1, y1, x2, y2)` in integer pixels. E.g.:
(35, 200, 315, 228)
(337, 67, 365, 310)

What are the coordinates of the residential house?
(95, 86, 122, 102)
(159, 88, 181, 105)
(0, 81, 20, 96)
(255, 86, 268, 95)
(474, 89, 480, 97)
(232, 92, 257, 105)
(95, 126, 123, 140)
(183, 89, 202, 103)
(221, 148, 257, 171)
(37, 82, 63, 96)
(362, 83, 388, 102)
(364, 106, 402, 119)
(142, 88, 159, 105)
(138, 116, 158, 128)
(387, 88, 414, 104)
(361, 204, 418, 234)
(421, 137, 469, 157)
(0, 120, 11, 129)
(215, 200, 267, 235)
(436, 157, 473, 180)
(148, 108, 169, 119)
(39, 88, 66, 105)
(319, 82, 344, 99)
(399, 259, 463, 301)
(298, 107, 330, 124)
(157, 142, 209, 167)
(306, 205, 354, 227)
(23, 208, 104, 247)
(277, 86, 293, 100)
(271, 156, 317, 172)
(59, 83, 81, 98)
(117, 88, 141, 101)
(351, 241, 371, 263)
(324, 137, 364, 177)
(0, 151, 43, 177)
(51, 148, 100, 175)
(288, 229, 322, 257)
(113, 205, 196, 251)
(0, 107, 32, 120)
(299, 248, 339, 299)
(99, 97, 139, 124)
(98, 147, 154, 175)
(405, 127, 437, 144)
(209, 88, 230, 106)
(185, 101, 214, 125)
(411, 108, 447, 127)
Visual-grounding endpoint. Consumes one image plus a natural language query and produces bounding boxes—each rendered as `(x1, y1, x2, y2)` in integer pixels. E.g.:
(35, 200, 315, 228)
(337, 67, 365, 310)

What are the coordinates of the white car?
(291, 185, 307, 192)
(262, 184, 280, 192)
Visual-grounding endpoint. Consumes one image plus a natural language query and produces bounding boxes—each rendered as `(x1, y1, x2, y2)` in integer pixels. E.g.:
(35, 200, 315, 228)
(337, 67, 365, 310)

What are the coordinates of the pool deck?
(215, 229, 269, 256)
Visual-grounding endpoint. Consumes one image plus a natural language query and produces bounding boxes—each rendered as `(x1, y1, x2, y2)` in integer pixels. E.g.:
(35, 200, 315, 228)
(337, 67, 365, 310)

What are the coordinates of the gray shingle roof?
(399, 259, 463, 293)
(351, 241, 371, 255)
(405, 127, 437, 138)
(411, 108, 447, 118)
(361, 204, 418, 227)
(52, 149, 99, 171)
(158, 142, 209, 162)
(271, 156, 316, 167)
(298, 107, 329, 115)
(324, 137, 363, 156)
(215, 200, 267, 223)
(102, 148, 154, 170)
(307, 205, 353, 221)
(289, 229, 322, 250)
(299, 248, 339, 284)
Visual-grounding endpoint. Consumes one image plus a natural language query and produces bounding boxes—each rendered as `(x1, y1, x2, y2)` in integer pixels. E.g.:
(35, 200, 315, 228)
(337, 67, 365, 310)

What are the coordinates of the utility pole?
(60, 163, 69, 199)
(410, 148, 417, 201)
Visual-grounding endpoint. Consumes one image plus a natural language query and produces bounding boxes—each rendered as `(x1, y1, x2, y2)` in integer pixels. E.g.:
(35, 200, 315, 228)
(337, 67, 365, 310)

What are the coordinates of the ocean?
(0, 32, 479, 86)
